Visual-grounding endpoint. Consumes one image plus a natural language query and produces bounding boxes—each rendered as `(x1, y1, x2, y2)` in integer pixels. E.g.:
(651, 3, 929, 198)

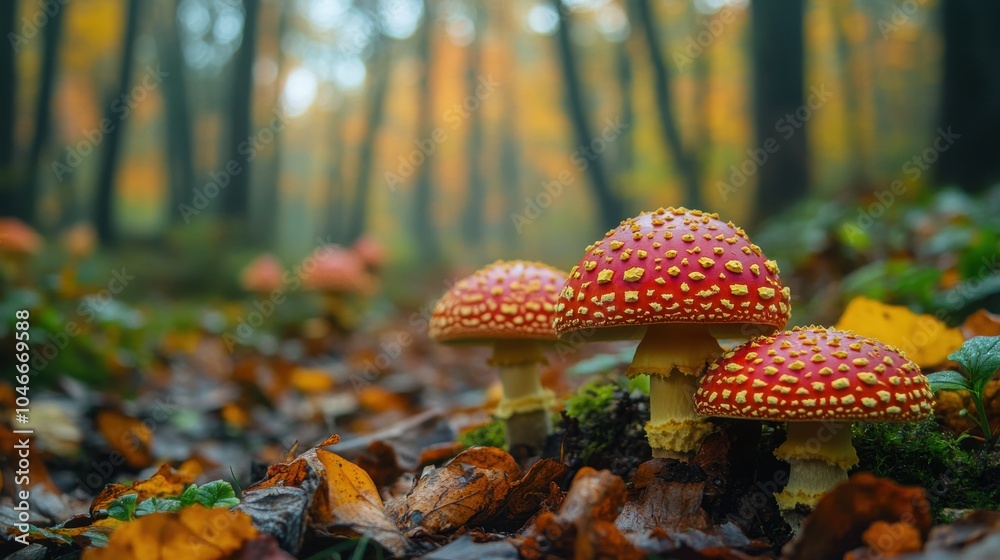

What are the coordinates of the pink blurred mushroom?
(240, 253, 285, 294)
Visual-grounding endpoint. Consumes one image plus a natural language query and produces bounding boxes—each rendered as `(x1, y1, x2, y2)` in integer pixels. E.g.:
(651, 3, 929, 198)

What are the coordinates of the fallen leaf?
(962, 309, 1000, 338)
(520, 467, 642, 560)
(81, 506, 259, 560)
(354, 440, 405, 488)
(835, 296, 964, 367)
(387, 446, 517, 535)
(238, 434, 410, 556)
(925, 510, 1000, 551)
(782, 472, 931, 560)
(90, 464, 195, 517)
(94, 409, 154, 469)
(289, 367, 334, 393)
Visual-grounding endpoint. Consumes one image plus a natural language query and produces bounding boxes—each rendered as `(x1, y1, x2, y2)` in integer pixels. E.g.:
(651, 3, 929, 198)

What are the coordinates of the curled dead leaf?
(93, 409, 154, 469)
(90, 464, 194, 517)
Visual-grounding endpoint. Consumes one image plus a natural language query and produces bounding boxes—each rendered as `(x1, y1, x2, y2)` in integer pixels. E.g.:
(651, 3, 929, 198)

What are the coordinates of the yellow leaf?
(290, 368, 334, 393)
(834, 297, 964, 367)
(81, 507, 258, 560)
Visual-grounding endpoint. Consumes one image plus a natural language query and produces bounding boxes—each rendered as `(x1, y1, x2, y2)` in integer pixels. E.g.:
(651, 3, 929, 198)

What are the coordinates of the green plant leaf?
(948, 336, 1000, 393)
(135, 496, 182, 517)
(107, 493, 138, 521)
(926, 371, 973, 393)
(194, 480, 240, 509)
(179, 483, 199, 507)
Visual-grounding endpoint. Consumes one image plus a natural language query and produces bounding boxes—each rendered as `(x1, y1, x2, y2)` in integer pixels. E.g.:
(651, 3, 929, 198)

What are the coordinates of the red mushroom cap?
(552, 207, 790, 338)
(302, 245, 375, 294)
(0, 218, 42, 257)
(694, 326, 933, 422)
(240, 253, 285, 293)
(351, 235, 386, 270)
(430, 260, 567, 344)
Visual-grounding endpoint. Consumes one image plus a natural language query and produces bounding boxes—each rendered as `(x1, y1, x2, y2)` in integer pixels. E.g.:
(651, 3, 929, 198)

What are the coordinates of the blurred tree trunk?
(497, 2, 520, 250)
(689, 10, 711, 171)
(160, 0, 196, 226)
(830, 0, 871, 192)
(0, 1, 18, 217)
(632, 0, 702, 209)
(15, 2, 66, 224)
(94, 0, 141, 245)
(750, 0, 807, 221)
(345, 40, 391, 244)
(220, 0, 261, 222)
(460, 2, 486, 246)
(258, 0, 288, 244)
(935, 0, 1000, 192)
(412, 1, 440, 261)
(614, 39, 633, 177)
(325, 104, 346, 242)
(551, 0, 625, 230)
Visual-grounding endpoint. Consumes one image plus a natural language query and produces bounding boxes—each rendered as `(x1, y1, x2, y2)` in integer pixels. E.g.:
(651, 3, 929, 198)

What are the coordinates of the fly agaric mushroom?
(0, 218, 42, 288)
(695, 326, 932, 520)
(430, 260, 566, 452)
(553, 207, 790, 459)
(240, 253, 285, 294)
(303, 246, 375, 331)
(351, 235, 386, 274)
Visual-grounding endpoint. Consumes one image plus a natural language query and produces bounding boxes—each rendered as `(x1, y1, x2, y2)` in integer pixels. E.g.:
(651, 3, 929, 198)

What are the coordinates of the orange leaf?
(290, 368, 334, 393)
(94, 409, 154, 469)
(90, 464, 194, 517)
(961, 309, 1000, 339)
(81, 507, 259, 560)
(834, 296, 964, 367)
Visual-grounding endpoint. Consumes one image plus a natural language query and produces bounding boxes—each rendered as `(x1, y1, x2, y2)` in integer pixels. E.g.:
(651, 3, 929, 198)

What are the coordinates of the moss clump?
(853, 418, 1000, 523)
(557, 379, 651, 478)
(457, 419, 506, 449)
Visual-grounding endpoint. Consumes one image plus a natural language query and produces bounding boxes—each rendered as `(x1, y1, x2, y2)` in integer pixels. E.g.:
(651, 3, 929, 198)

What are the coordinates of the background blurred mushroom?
(351, 235, 386, 275)
(239, 253, 285, 294)
(553, 207, 791, 459)
(695, 326, 933, 528)
(430, 260, 566, 453)
(0, 217, 42, 288)
(302, 245, 375, 332)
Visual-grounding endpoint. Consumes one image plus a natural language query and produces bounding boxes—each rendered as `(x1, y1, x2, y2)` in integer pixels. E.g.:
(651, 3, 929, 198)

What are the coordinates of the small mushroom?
(240, 253, 285, 294)
(0, 218, 42, 287)
(430, 260, 566, 453)
(694, 325, 933, 526)
(302, 246, 375, 331)
(552, 207, 791, 459)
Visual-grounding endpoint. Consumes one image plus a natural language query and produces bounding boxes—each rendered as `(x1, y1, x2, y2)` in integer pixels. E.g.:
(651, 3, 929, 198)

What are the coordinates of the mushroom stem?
(491, 340, 555, 452)
(774, 421, 858, 513)
(627, 324, 722, 459)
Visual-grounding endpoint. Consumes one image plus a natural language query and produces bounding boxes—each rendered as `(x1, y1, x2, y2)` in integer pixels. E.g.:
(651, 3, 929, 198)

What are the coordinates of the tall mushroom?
(430, 260, 566, 452)
(552, 207, 790, 459)
(694, 326, 933, 523)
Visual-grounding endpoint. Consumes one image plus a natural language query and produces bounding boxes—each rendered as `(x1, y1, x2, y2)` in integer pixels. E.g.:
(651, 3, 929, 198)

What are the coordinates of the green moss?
(457, 419, 506, 449)
(565, 380, 618, 421)
(557, 379, 651, 475)
(853, 418, 1000, 523)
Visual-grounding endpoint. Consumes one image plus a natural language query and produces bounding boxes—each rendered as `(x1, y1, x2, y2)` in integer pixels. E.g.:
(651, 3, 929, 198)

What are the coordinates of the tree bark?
(412, 0, 440, 261)
(550, 0, 625, 231)
(935, 0, 1000, 192)
(750, 0, 807, 221)
(94, 0, 141, 245)
(159, 0, 196, 226)
(632, 0, 702, 209)
(460, 1, 486, 246)
(345, 40, 391, 244)
(14, 2, 65, 223)
(220, 0, 261, 221)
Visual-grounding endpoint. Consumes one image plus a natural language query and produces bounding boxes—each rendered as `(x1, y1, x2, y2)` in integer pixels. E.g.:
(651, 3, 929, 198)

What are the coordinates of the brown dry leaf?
(81, 507, 259, 560)
(861, 520, 922, 554)
(94, 408, 154, 469)
(358, 385, 410, 413)
(835, 296, 964, 367)
(354, 440, 405, 488)
(387, 446, 519, 535)
(238, 434, 410, 556)
(491, 458, 567, 528)
(782, 472, 931, 560)
(90, 464, 195, 516)
(520, 467, 642, 560)
(925, 510, 1000, 552)
(962, 309, 1000, 338)
(617, 479, 709, 534)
